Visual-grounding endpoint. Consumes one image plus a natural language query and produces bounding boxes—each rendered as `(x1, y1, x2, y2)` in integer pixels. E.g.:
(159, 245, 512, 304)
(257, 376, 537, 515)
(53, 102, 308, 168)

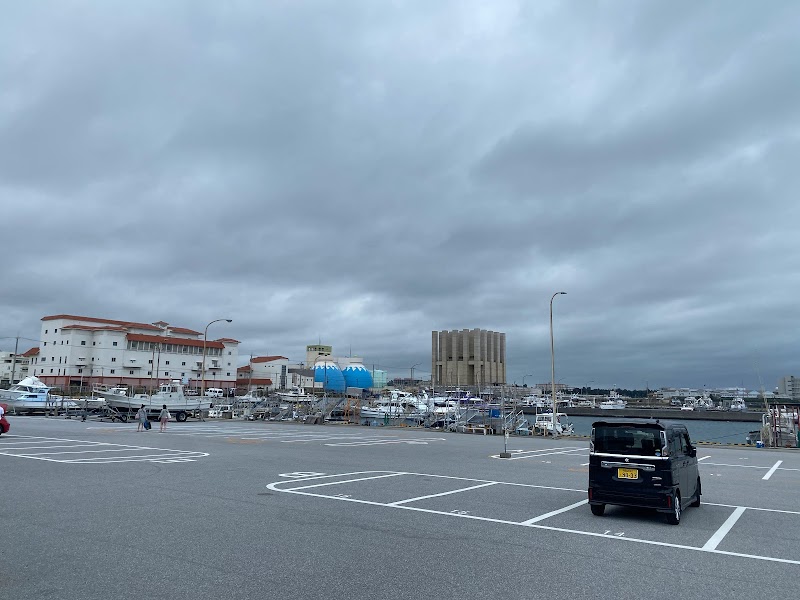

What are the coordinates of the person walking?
(159, 404, 171, 432)
(136, 404, 148, 432)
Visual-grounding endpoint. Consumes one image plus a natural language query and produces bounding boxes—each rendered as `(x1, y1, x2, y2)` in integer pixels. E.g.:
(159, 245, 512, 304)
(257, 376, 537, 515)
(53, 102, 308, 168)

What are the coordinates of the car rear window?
(594, 425, 663, 456)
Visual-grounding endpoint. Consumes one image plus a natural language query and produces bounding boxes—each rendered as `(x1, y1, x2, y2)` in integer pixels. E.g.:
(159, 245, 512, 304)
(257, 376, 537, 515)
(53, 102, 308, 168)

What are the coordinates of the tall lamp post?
(201, 319, 232, 421)
(410, 363, 420, 389)
(550, 291, 566, 437)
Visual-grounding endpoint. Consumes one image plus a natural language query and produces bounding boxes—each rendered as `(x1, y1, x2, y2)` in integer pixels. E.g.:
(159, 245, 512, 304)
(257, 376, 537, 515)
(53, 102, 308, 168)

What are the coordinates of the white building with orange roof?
(32, 314, 239, 392)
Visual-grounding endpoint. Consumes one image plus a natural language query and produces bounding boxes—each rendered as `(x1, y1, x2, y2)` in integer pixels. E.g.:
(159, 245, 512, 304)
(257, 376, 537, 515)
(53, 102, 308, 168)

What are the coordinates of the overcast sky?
(1, 1, 798, 390)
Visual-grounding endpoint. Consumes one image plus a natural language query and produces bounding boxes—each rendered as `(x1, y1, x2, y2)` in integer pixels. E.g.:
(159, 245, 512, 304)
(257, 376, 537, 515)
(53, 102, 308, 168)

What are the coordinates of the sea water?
(565, 415, 760, 444)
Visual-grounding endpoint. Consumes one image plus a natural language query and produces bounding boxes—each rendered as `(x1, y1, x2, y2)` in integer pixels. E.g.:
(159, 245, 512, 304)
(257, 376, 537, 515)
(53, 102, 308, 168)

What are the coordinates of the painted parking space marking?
(702, 506, 746, 550)
(0, 434, 207, 463)
(520, 499, 588, 525)
(762, 460, 783, 480)
(267, 470, 800, 566)
(387, 482, 498, 506)
(490, 447, 585, 460)
(164, 424, 446, 447)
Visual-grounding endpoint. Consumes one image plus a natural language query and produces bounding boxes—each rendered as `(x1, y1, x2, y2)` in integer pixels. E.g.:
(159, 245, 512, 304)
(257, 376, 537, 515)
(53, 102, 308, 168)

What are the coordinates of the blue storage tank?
(342, 363, 374, 389)
(314, 360, 346, 393)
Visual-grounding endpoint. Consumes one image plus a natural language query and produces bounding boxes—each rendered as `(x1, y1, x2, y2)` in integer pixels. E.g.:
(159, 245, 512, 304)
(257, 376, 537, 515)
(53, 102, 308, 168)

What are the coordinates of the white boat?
(103, 380, 212, 420)
(533, 412, 574, 436)
(599, 391, 627, 410)
(0, 376, 50, 402)
(1, 376, 54, 412)
(728, 397, 747, 411)
(276, 386, 314, 403)
(361, 390, 430, 419)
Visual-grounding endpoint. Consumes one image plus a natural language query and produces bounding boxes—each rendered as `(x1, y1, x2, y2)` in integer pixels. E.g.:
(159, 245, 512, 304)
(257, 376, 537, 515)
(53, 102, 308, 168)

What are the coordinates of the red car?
(0, 402, 9, 435)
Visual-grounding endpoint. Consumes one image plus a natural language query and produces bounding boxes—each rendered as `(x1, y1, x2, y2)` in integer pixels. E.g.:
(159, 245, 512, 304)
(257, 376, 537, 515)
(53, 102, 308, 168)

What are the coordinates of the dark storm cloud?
(1, 1, 798, 388)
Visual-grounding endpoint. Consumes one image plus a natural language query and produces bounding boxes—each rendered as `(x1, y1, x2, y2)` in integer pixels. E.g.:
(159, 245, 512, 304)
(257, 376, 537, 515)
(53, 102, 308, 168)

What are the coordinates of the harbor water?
(566, 415, 760, 444)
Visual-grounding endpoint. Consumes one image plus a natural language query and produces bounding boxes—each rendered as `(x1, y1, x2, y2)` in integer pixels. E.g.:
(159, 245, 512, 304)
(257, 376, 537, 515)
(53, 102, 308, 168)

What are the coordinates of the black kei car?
(588, 420, 701, 525)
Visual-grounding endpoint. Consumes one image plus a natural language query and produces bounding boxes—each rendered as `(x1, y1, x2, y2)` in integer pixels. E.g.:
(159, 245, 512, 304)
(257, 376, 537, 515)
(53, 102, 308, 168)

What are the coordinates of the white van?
(206, 388, 224, 398)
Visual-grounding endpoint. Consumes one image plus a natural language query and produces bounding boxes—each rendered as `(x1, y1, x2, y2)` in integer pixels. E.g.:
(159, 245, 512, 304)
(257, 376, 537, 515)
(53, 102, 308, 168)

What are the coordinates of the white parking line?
(703, 507, 746, 550)
(490, 447, 585, 460)
(0, 434, 208, 464)
(520, 499, 588, 525)
(388, 482, 498, 506)
(762, 460, 783, 481)
(267, 470, 800, 566)
(284, 472, 406, 492)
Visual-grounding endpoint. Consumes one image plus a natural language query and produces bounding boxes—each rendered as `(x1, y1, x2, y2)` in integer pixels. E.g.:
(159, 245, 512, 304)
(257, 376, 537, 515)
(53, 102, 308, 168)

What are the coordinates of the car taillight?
(590, 427, 595, 453)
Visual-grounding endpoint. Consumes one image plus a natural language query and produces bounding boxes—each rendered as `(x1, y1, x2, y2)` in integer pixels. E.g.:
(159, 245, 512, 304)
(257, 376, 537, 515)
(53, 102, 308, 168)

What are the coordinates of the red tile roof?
(42, 315, 163, 331)
(216, 337, 240, 344)
(251, 356, 289, 363)
(22, 347, 39, 357)
(42, 315, 216, 338)
(237, 365, 251, 372)
(169, 327, 202, 336)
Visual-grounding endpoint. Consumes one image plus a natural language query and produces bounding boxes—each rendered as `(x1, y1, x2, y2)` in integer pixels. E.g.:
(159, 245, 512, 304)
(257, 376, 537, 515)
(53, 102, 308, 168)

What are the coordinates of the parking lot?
(2, 416, 799, 600)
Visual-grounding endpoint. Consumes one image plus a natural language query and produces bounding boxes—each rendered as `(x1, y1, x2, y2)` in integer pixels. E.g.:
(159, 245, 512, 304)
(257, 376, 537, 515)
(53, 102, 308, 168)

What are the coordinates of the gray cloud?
(1, 1, 798, 389)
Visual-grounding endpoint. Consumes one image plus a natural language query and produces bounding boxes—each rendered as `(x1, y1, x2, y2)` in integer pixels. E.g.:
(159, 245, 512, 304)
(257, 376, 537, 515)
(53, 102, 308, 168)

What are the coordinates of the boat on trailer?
(102, 380, 212, 421)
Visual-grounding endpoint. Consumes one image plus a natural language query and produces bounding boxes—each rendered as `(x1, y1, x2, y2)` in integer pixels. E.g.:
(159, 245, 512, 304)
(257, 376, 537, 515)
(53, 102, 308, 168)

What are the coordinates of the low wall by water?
(522, 406, 763, 422)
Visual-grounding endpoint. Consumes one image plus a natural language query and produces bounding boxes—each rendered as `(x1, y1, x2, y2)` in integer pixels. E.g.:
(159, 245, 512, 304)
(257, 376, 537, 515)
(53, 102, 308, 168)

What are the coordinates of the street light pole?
(201, 319, 232, 421)
(550, 291, 566, 437)
(410, 363, 420, 389)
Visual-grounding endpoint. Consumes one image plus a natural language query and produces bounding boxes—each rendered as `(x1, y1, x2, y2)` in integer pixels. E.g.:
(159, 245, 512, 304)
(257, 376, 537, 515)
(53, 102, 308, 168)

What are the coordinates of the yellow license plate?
(617, 468, 639, 480)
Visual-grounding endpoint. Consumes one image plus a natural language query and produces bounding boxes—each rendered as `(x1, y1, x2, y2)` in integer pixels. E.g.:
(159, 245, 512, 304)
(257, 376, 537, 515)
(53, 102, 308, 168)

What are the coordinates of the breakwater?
(522, 406, 762, 422)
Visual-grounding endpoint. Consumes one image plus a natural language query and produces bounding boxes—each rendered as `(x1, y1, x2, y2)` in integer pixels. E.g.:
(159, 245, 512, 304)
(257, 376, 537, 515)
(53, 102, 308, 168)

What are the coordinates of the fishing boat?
(276, 386, 314, 403)
(532, 412, 574, 436)
(102, 380, 212, 420)
(360, 390, 429, 420)
(1, 376, 55, 412)
(599, 391, 627, 410)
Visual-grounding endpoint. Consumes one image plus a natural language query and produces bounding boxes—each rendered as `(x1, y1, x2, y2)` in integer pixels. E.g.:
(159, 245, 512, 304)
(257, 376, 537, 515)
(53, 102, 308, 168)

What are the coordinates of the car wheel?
(666, 492, 681, 525)
(175, 411, 187, 423)
(590, 503, 605, 516)
(690, 478, 701, 507)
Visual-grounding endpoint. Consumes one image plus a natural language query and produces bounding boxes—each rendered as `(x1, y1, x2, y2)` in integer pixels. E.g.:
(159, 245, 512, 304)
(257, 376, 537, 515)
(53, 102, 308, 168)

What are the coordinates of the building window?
(164, 372, 169, 376)
(113, 341, 118, 346)
(147, 371, 151, 376)
(51, 357, 55, 362)
(81, 341, 86, 346)
(110, 370, 115, 374)
(227, 372, 231, 377)
(181, 361, 186, 366)
(50, 368, 53, 373)
(92, 342, 96, 346)
(78, 369, 83, 374)
(165, 361, 170, 365)
(54, 329, 58, 333)
(111, 358, 116, 362)
(129, 371, 134, 375)
(149, 359, 153, 364)
(45, 329, 48, 334)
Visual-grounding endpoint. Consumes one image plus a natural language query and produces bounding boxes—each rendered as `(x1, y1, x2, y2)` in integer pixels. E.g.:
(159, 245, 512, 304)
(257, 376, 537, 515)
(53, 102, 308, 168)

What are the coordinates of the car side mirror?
(688, 446, 696, 458)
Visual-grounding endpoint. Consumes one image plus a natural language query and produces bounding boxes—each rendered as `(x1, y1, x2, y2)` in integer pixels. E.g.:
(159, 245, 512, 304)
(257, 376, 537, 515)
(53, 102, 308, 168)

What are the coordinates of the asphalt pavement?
(2, 415, 798, 600)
